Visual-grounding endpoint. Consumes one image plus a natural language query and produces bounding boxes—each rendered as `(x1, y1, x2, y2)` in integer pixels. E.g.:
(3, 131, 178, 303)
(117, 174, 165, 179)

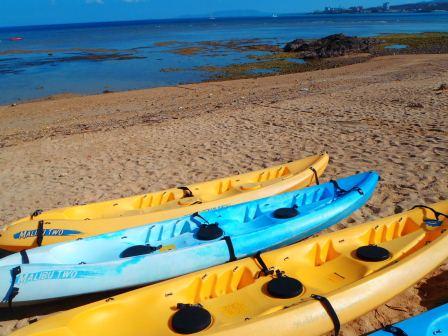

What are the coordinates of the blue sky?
(0, 0, 421, 27)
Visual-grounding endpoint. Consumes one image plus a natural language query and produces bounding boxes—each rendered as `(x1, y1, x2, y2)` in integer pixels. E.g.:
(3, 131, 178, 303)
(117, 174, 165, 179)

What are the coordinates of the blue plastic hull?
(0, 172, 379, 305)
(370, 303, 448, 336)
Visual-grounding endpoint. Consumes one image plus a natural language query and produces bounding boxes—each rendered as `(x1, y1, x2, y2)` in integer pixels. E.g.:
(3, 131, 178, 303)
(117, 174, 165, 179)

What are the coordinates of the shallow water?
(385, 44, 409, 49)
(0, 12, 447, 105)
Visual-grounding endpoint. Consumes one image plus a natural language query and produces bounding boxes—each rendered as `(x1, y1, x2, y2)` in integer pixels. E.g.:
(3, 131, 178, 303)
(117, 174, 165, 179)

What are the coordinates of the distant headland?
(314, 0, 448, 14)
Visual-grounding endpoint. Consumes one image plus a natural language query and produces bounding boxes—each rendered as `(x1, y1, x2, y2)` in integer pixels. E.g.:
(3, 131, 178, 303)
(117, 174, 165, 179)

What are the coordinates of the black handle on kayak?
(254, 252, 274, 276)
(330, 180, 364, 197)
(411, 205, 448, 221)
(30, 209, 43, 220)
(178, 186, 194, 198)
(191, 212, 210, 225)
(309, 167, 320, 185)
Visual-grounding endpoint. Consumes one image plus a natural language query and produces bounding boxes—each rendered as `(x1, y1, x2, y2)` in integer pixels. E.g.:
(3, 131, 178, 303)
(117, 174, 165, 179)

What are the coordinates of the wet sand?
(0, 53, 447, 335)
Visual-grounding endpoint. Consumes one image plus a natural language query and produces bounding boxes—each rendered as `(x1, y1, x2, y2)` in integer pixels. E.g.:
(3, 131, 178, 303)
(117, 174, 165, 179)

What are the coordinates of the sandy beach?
(0, 53, 447, 335)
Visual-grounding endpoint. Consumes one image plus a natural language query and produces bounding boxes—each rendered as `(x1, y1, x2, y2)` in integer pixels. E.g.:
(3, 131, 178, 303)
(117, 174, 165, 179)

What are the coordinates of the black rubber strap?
(36, 220, 44, 246)
(311, 294, 341, 336)
(178, 186, 194, 198)
(254, 252, 274, 276)
(382, 325, 408, 336)
(330, 180, 364, 196)
(411, 205, 448, 221)
(221, 236, 236, 262)
(4, 266, 21, 309)
(30, 209, 43, 220)
(20, 250, 29, 264)
(191, 212, 210, 225)
(309, 167, 320, 185)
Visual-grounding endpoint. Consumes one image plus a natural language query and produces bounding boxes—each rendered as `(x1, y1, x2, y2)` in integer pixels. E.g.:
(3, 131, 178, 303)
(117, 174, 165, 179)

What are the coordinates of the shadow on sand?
(417, 269, 448, 309)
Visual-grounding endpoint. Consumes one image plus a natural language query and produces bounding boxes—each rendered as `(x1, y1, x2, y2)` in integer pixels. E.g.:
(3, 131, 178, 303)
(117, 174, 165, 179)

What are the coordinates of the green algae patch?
(158, 32, 448, 81)
(165, 39, 281, 56)
(154, 41, 181, 47)
(197, 59, 294, 79)
(196, 54, 373, 81)
(172, 47, 204, 56)
(247, 52, 303, 61)
(198, 39, 281, 52)
(375, 32, 448, 54)
(160, 67, 184, 73)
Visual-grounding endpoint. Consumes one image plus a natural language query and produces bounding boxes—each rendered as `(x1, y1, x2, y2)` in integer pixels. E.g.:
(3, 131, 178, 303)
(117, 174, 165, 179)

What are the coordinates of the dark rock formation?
(284, 34, 378, 59)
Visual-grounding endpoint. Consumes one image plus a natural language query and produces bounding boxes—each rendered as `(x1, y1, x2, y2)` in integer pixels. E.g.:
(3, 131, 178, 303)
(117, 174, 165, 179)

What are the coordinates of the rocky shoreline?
(283, 34, 379, 59)
(283, 32, 448, 59)
(2, 32, 447, 105)
(171, 32, 448, 82)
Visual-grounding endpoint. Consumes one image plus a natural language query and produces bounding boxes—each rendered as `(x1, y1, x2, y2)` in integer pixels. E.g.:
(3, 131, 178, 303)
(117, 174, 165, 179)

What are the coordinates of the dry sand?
(0, 54, 447, 335)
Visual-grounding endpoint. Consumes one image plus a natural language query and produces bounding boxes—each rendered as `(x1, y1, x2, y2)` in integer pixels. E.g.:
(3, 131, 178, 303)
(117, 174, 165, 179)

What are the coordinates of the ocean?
(0, 12, 447, 105)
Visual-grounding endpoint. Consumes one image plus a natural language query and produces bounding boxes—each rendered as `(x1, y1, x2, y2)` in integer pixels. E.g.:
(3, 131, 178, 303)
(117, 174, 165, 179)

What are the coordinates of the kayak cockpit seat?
(222, 207, 300, 237)
(355, 230, 426, 265)
(177, 197, 202, 207)
(171, 303, 212, 334)
(238, 182, 261, 191)
(119, 244, 162, 258)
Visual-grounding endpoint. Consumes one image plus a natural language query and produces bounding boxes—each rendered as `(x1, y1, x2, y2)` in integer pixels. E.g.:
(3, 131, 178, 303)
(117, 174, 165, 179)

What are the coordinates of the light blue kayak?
(371, 303, 448, 336)
(0, 171, 379, 306)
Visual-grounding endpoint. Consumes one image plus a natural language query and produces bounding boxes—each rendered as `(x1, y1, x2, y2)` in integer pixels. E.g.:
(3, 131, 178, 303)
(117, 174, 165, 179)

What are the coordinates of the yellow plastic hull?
(12, 201, 448, 336)
(0, 154, 329, 251)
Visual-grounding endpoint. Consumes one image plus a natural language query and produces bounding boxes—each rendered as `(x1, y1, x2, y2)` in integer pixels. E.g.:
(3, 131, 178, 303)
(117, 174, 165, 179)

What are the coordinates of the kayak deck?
(1, 154, 329, 251)
(11, 201, 447, 336)
(15, 155, 327, 222)
(0, 172, 377, 305)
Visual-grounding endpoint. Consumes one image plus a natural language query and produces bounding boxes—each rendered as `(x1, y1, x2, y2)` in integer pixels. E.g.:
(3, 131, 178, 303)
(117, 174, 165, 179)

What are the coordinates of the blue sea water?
(385, 44, 409, 49)
(0, 12, 447, 105)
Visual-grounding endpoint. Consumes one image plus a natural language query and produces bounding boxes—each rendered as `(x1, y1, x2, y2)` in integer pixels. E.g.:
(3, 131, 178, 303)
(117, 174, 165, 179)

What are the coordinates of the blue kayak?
(371, 303, 448, 336)
(0, 172, 379, 306)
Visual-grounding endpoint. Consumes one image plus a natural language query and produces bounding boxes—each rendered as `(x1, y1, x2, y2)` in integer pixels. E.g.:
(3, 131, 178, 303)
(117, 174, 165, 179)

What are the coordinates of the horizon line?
(0, 13, 312, 30)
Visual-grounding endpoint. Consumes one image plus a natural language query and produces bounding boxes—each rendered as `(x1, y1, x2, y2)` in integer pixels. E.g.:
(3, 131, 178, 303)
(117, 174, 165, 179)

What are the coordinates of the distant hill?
(179, 9, 272, 19)
(211, 10, 271, 17)
(391, 0, 448, 10)
(315, 0, 448, 14)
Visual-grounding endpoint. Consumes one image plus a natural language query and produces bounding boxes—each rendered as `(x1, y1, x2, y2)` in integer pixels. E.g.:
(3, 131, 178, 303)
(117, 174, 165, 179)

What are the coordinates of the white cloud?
(86, 0, 104, 4)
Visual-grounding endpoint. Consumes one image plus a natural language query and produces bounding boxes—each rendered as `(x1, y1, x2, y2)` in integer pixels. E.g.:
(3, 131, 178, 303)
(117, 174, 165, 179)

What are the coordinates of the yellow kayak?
(12, 200, 448, 336)
(0, 154, 329, 251)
